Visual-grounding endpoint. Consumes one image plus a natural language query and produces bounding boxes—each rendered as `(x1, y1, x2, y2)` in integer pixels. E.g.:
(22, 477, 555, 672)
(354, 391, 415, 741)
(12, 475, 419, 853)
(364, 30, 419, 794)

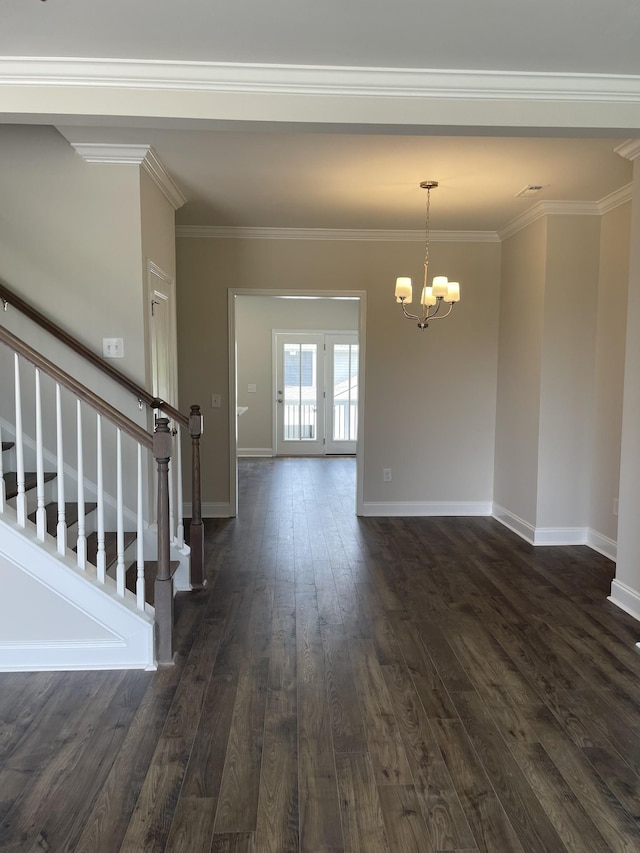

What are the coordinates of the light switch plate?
(248, 384, 257, 393)
(102, 337, 124, 358)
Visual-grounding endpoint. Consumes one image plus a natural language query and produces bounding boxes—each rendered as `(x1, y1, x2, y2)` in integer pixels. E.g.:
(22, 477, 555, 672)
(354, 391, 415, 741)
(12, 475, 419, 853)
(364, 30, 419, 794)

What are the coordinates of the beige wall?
(537, 215, 600, 529)
(494, 218, 547, 526)
(176, 235, 502, 508)
(0, 126, 146, 394)
(0, 125, 150, 448)
(235, 295, 359, 451)
(590, 203, 630, 543)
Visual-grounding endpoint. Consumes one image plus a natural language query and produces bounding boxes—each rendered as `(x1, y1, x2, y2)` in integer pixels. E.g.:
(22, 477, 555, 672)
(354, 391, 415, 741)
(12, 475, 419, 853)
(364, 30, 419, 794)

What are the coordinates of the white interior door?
(275, 333, 325, 455)
(325, 333, 359, 454)
(147, 262, 178, 408)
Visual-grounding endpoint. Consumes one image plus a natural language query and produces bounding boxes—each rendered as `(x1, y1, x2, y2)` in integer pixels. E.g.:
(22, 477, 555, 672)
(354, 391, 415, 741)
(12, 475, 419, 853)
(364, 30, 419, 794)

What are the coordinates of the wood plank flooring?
(2, 456, 640, 852)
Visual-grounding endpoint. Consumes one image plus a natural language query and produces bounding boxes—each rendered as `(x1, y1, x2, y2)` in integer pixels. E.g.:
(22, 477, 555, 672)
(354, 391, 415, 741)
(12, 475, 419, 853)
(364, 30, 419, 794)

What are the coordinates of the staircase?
(0, 280, 204, 672)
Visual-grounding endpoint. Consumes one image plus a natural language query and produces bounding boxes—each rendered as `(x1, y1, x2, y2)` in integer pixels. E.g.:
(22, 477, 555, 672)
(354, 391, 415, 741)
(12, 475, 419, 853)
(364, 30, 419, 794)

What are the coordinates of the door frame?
(228, 288, 367, 517)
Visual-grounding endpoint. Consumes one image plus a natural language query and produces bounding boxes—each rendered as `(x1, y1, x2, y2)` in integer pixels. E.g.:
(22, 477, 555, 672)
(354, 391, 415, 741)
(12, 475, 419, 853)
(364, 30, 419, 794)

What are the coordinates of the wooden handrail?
(0, 279, 187, 427)
(0, 325, 153, 450)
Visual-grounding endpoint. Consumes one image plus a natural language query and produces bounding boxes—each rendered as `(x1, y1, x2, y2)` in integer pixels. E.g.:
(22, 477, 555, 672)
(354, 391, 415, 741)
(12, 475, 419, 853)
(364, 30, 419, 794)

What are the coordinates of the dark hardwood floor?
(2, 456, 640, 852)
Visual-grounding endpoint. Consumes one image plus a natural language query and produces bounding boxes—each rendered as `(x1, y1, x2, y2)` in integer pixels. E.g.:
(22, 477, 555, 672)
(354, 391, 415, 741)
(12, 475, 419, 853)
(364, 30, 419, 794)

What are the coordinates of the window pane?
(284, 343, 317, 441)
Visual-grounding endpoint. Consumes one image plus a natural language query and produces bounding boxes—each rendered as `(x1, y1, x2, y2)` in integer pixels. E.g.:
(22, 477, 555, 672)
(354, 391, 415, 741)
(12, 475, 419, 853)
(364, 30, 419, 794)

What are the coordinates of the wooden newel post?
(154, 417, 174, 665)
(189, 404, 205, 588)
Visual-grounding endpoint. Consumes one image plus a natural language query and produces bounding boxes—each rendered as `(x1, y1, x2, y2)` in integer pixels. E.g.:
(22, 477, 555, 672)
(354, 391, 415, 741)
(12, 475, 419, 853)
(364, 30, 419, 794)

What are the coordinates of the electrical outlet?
(248, 383, 257, 393)
(383, 468, 392, 482)
(211, 393, 221, 408)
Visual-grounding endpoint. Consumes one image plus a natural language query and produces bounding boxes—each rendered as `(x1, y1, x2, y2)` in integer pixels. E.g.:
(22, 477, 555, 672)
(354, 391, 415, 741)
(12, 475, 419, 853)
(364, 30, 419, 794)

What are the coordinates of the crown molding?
(598, 182, 633, 214)
(614, 139, 640, 161)
(6, 57, 640, 104)
(498, 188, 631, 240)
(69, 142, 186, 209)
(176, 225, 499, 242)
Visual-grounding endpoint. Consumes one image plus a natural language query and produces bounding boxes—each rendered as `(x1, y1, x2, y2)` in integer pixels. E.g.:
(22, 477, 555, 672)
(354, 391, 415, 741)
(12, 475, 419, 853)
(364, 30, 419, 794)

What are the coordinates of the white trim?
(598, 183, 633, 214)
(499, 200, 600, 240)
(361, 501, 492, 517)
(237, 448, 273, 457)
(69, 142, 186, 209)
(532, 526, 589, 546)
(614, 139, 640, 161)
(5, 58, 640, 103)
(183, 501, 233, 518)
(177, 225, 499, 243)
(608, 579, 640, 624)
(587, 529, 617, 561)
(492, 504, 536, 543)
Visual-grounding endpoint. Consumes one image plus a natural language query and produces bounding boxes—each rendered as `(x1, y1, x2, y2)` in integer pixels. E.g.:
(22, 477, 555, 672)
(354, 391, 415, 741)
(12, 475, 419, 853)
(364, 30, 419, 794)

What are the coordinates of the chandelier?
(394, 180, 460, 330)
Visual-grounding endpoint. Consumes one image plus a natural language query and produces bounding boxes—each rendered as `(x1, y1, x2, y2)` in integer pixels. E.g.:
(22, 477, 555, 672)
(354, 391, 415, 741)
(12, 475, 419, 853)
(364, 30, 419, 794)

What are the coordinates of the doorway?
(229, 290, 366, 516)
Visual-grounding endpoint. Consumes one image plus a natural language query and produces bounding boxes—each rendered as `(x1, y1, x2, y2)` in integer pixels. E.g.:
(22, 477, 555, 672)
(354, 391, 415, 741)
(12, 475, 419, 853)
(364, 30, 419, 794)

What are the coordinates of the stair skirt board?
(0, 514, 155, 671)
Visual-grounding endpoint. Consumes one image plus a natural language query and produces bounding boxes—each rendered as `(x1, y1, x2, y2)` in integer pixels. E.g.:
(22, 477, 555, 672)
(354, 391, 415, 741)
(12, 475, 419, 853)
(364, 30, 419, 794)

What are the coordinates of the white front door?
(275, 333, 326, 455)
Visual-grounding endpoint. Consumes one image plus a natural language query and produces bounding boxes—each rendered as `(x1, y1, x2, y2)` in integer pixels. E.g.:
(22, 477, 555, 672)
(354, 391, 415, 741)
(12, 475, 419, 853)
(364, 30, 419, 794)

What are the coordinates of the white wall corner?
(609, 579, 640, 623)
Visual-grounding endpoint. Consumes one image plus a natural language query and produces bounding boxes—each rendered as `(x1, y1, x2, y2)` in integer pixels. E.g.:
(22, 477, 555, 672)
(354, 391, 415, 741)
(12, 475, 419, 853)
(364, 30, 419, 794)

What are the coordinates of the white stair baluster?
(96, 414, 106, 583)
(0, 421, 5, 512)
(76, 400, 86, 569)
(13, 354, 27, 527)
(35, 369, 46, 540)
(175, 423, 184, 547)
(136, 443, 145, 610)
(55, 383, 66, 554)
(116, 428, 125, 597)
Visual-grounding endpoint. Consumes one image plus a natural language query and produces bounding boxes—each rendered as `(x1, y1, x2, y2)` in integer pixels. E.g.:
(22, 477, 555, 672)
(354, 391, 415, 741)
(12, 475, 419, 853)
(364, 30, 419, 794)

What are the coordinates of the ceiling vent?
(516, 184, 546, 198)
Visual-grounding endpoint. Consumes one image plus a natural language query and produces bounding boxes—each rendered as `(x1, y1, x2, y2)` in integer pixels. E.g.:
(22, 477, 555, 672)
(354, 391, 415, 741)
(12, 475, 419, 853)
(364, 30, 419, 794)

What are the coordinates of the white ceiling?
(3, 0, 640, 231)
(4, 0, 640, 75)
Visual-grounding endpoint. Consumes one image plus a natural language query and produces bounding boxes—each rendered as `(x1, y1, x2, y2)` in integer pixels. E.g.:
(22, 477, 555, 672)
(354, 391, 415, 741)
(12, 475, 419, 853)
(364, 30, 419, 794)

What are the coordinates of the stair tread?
(1, 441, 14, 452)
(3, 471, 57, 500)
(125, 560, 180, 606)
(84, 530, 137, 570)
(28, 501, 98, 535)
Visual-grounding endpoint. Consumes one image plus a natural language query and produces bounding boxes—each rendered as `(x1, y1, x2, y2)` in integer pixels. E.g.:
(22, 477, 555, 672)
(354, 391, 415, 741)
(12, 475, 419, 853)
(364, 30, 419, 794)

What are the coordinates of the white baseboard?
(183, 501, 233, 518)
(492, 504, 536, 543)
(608, 579, 640, 624)
(493, 504, 618, 559)
(533, 526, 589, 546)
(237, 447, 273, 457)
(587, 529, 617, 561)
(360, 501, 492, 517)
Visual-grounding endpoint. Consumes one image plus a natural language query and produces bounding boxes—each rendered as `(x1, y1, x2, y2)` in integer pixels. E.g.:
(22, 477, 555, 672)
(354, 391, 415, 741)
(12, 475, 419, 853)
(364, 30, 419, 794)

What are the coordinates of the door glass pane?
(332, 343, 359, 441)
(284, 343, 317, 441)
